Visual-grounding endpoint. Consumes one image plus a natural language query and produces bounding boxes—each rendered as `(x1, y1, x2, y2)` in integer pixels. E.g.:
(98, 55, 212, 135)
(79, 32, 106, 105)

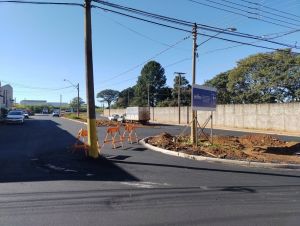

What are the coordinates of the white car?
(5, 110, 25, 124)
(108, 114, 119, 121)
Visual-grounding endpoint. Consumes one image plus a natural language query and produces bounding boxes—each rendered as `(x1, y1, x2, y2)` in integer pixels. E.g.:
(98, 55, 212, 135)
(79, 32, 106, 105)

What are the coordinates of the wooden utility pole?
(191, 23, 198, 145)
(77, 83, 80, 117)
(84, 0, 98, 158)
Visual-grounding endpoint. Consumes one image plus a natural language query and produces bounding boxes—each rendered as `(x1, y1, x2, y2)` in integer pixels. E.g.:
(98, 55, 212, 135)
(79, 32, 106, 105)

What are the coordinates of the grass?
(63, 113, 87, 122)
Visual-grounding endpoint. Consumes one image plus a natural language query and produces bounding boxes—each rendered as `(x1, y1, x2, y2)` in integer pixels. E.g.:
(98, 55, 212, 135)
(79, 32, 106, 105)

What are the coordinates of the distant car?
(23, 110, 29, 119)
(117, 114, 126, 123)
(52, 111, 60, 117)
(108, 114, 119, 121)
(5, 110, 25, 124)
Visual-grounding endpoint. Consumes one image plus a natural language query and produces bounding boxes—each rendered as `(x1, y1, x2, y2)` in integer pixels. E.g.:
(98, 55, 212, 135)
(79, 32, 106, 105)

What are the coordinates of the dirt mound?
(239, 134, 286, 147)
(147, 133, 175, 149)
(147, 133, 300, 164)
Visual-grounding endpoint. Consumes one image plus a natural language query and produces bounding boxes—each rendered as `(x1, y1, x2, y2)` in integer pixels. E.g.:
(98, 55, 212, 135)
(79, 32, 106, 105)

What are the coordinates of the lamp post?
(174, 72, 186, 124)
(64, 79, 80, 117)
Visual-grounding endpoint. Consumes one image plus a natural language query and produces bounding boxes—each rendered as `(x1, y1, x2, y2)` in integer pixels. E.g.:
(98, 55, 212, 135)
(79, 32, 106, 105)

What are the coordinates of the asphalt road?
(0, 115, 300, 226)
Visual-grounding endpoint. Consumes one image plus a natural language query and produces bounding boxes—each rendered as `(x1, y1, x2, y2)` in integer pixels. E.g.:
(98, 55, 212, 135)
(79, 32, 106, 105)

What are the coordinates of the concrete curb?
(61, 117, 87, 125)
(140, 137, 300, 170)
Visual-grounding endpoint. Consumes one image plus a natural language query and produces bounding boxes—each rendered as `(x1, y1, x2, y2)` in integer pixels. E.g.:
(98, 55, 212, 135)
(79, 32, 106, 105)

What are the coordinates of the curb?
(61, 117, 87, 125)
(140, 137, 300, 170)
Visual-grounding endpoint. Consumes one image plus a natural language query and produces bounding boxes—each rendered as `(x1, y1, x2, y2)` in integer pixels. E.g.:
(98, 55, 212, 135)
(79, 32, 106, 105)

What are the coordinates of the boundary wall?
(104, 103, 300, 133)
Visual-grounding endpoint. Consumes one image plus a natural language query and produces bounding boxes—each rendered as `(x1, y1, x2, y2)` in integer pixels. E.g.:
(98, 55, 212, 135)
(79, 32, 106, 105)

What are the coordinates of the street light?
(64, 79, 80, 117)
(199, 27, 237, 46)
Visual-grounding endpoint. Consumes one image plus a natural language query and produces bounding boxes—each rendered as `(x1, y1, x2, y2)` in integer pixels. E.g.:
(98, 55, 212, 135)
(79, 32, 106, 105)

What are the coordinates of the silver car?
(5, 110, 25, 124)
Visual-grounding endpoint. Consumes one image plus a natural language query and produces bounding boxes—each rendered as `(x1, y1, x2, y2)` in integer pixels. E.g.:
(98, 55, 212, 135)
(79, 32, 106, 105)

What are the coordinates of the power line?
(240, 0, 300, 20)
(93, 5, 297, 51)
(93, 1, 299, 49)
(0, 80, 74, 91)
(200, 0, 300, 28)
(188, 0, 296, 29)
(222, 0, 300, 24)
(0, 0, 83, 7)
(97, 35, 191, 84)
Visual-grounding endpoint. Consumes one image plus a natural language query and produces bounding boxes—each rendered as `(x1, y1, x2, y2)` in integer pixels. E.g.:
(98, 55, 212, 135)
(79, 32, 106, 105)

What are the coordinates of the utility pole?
(191, 23, 198, 145)
(59, 94, 62, 115)
(84, 0, 98, 158)
(174, 72, 185, 124)
(127, 89, 130, 107)
(147, 83, 150, 108)
(77, 83, 80, 117)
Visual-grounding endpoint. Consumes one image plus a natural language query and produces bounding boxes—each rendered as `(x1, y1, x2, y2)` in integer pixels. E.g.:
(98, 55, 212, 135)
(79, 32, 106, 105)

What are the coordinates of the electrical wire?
(187, 0, 296, 29)
(97, 35, 191, 84)
(0, 0, 83, 7)
(0, 80, 74, 91)
(240, 0, 300, 20)
(92, 5, 296, 51)
(222, 0, 300, 24)
(200, 0, 300, 28)
(92, 1, 299, 49)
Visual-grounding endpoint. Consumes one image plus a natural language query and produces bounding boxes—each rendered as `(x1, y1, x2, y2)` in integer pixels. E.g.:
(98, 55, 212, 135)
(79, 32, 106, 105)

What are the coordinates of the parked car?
(108, 114, 119, 121)
(23, 110, 29, 119)
(5, 110, 25, 124)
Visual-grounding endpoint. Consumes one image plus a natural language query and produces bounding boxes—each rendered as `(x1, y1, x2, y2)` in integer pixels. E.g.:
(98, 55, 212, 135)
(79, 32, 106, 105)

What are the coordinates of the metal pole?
(77, 83, 80, 117)
(191, 23, 198, 145)
(84, 0, 98, 158)
(178, 74, 181, 124)
(59, 94, 62, 115)
(210, 111, 213, 145)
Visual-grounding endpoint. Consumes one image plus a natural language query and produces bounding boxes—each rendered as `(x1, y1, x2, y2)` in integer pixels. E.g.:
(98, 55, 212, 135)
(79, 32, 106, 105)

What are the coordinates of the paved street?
(0, 115, 300, 226)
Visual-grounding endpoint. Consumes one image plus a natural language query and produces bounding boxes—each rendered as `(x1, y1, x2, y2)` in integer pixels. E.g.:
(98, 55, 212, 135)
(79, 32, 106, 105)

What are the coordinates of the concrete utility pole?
(174, 72, 186, 124)
(191, 23, 198, 145)
(147, 83, 150, 107)
(59, 94, 62, 115)
(84, 0, 98, 158)
(77, 83, 80, 117)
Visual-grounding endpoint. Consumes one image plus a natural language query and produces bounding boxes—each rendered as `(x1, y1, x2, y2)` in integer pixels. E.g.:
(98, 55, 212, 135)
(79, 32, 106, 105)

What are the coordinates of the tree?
(205, 49, 300, 104)
(172, 75, 191, 106)
(204, 72, 233, 104)
(70, 97, 84, 111)
(134, 61, 167, 106)
(115, 87, 135, 108)
(96, 89, 119, 114)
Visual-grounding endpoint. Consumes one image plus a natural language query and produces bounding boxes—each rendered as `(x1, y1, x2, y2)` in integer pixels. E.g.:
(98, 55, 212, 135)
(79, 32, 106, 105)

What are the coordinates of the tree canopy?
(70, 97, 84, 110)
(96, 89, 119, 108)
(205, 49, 300, 104)
(134, 61, 167, 106)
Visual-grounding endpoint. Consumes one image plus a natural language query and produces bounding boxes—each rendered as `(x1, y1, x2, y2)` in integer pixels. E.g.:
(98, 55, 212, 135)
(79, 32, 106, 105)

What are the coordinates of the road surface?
(0, 115, 299, 226)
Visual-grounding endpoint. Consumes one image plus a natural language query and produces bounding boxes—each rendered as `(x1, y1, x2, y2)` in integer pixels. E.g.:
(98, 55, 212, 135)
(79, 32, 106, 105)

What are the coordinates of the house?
(0, 83, 14, 109)
(0, 82, 14, 119)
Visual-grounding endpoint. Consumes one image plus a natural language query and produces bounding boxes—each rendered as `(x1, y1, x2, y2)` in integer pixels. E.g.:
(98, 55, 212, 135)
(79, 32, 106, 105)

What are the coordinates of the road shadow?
(0, 118, 138, 183)
(110, 159, 300, 179)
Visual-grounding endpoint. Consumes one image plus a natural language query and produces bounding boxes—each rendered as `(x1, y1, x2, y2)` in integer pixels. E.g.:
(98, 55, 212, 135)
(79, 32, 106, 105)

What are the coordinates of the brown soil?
(147, 133, 300, 164)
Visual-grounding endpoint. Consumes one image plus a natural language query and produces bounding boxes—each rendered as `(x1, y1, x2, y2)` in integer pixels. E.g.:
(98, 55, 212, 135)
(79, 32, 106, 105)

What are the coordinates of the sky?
(0, 0, 299, 105)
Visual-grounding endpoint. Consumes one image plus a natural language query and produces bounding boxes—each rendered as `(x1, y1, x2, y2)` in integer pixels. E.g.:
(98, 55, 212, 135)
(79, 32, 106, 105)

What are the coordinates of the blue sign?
(192, 85, 217, 111)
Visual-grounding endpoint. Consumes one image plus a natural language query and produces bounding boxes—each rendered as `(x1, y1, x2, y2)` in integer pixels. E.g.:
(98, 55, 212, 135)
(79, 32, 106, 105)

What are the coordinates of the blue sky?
(1, 0, 299, 105)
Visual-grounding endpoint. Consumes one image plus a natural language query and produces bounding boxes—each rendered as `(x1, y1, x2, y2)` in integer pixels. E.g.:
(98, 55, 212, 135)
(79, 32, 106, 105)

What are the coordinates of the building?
(20, 100, 47, 106)
(20, 100, 69, 108)
(47, 102, 69, 108)
(0, 83, 14, 109)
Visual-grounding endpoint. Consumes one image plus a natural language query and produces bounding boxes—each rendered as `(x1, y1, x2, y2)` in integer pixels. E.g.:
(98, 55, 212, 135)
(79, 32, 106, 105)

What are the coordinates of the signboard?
(192, 85, 217, 111)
